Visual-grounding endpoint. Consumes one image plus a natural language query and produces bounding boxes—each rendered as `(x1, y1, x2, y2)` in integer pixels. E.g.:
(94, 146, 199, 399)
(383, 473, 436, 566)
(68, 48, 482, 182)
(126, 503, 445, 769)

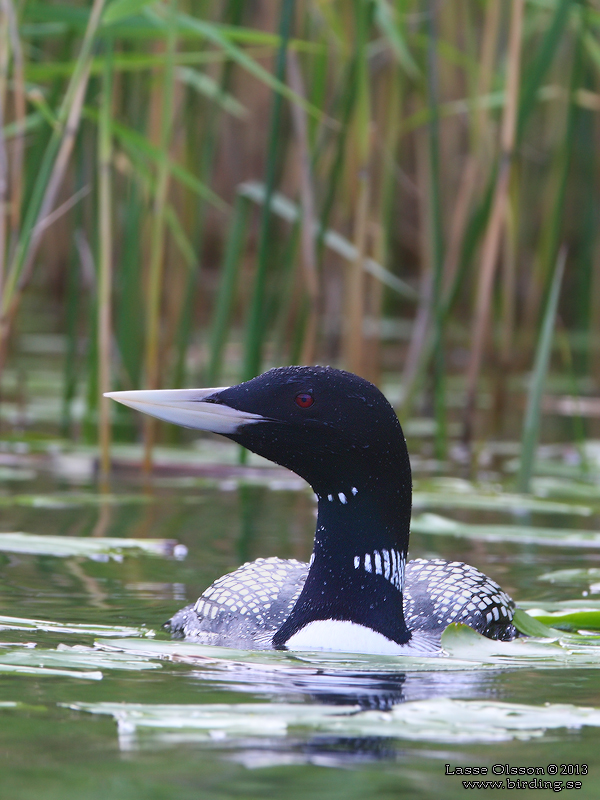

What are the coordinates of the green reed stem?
(541, 8, 584, 294)
(273, 220, 301, 362)
(0, 0, 106, 373)
(517, 247, 566, 494)
(116, 179, 144, 390)
(343, 0, 371, 375)
(242, 0, 294, 382)
(97, 39, 114, 483)
(142, 0, 177, 473)
(316, 58, 357, 266)
(516, 0, 573, 143)
(555, 324, 589, 475)
(173, 0, 245, 390)
(206, 194, 251, 385)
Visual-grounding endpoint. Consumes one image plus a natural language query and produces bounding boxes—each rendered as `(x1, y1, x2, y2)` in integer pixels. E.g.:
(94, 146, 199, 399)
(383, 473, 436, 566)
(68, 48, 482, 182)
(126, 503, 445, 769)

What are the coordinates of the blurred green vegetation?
(0, 0, 598, 477)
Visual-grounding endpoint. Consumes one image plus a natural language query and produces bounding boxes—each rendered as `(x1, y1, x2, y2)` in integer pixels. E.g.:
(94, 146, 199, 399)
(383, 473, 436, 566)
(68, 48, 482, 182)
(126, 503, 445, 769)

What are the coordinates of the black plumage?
(107, 366, 516, 656)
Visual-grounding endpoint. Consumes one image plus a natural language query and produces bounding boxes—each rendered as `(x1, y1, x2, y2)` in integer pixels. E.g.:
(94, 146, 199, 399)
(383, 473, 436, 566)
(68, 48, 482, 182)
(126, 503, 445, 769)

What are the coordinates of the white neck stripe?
(353, 548, 404, 592)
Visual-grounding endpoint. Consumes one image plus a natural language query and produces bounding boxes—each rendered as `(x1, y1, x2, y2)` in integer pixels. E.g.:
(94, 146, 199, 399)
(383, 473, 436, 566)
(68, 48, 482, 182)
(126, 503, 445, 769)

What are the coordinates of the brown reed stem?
(142, 0, 177, 475)
(343, 166, 370, 374)
(287, 50, 319, 365)
(98, 44, 113, 485)
(462, 0, 524, 443)
(0, 1, 8, 304)
(443, 0, 500, 296)
(5, 0, 24, 239)
(363, 222, 384, 386)
(401, 129, 430, 405)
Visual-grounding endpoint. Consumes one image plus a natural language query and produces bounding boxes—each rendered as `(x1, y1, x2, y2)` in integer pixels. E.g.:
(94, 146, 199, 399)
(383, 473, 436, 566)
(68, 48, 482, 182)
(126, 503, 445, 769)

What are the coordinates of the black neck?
(273, 472, 412, 648)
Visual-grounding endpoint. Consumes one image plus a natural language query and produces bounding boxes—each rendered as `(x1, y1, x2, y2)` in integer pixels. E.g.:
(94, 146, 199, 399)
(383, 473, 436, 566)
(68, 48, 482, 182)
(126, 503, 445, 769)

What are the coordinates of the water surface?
(1, 441, 600, 799)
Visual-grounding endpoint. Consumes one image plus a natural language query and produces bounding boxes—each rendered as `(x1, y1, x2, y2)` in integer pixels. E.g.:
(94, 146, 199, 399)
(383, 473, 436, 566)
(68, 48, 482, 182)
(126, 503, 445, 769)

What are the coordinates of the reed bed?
(0, 0, 598, 479)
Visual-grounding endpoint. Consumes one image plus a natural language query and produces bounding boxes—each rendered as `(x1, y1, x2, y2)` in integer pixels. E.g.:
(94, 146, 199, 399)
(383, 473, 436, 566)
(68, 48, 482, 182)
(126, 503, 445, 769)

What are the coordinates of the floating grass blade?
(412, 481, 592, 515)
(0, 663, 102, 680)
(517, 247, 566, 493)
(0, 531, 187, 559)
(538, 568, 600, 585)
(94, 636, 474, 671)
(522, 607, 600, 634)
(0, 614, 152, 637)
(410, 510, 600, 547)
(0, 644, 161, 672)
(67, 695, 600, 744)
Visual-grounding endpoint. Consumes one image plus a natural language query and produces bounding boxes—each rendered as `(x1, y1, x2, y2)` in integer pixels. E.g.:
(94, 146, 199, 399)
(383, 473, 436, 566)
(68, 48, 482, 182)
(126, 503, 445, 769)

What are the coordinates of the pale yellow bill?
(104, 387, 265, 433)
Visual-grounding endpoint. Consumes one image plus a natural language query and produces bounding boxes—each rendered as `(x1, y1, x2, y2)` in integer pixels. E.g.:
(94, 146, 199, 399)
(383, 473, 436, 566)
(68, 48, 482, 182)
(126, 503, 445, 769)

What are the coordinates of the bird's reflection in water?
(188, 660, 492, 710)
(182, 659, 494, 767)
(228, 736, 403, 770)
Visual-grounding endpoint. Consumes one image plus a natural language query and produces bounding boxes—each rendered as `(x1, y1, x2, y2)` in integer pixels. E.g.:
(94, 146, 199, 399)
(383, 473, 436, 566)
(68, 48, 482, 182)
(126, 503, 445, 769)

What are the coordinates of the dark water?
(1, 456, 600, 800)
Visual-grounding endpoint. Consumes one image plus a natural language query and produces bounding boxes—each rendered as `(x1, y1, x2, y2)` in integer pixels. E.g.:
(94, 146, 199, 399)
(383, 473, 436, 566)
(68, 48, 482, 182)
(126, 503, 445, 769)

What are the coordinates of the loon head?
(107, 366, 417, 650)
(105, 365, 411, 501)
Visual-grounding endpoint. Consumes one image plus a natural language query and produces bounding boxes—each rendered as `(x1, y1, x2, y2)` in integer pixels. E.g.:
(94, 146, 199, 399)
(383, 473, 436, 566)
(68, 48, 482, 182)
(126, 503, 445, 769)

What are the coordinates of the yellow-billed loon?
(106, 365, 515, 656)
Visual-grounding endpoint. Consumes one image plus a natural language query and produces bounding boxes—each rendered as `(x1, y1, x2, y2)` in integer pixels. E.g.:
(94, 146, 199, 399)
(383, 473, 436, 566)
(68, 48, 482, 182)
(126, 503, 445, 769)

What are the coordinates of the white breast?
(284, 620, 410, 655)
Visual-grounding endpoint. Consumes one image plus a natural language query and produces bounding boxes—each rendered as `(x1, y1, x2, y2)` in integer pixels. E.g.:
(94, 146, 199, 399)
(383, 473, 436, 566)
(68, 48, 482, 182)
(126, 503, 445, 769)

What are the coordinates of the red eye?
(295, 393, 314, 409)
